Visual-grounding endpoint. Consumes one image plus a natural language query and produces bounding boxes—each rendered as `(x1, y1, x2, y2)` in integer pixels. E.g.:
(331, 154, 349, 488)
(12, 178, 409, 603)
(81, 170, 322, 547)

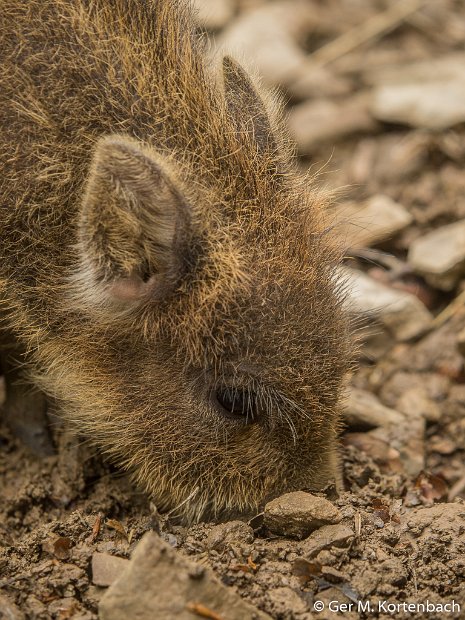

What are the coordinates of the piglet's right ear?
(76, 135, 191, 307)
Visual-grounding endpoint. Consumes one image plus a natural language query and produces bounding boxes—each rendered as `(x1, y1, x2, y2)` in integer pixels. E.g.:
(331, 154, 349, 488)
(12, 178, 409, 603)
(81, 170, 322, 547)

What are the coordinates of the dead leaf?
(106, 518, 128, 539)
(186, 602, 224, 620)
(230, 563, 250, 573)
(292, 558, 322, 583)
(90, 513, 103, 543)
(372, 498, 390, 524)
(247, 556, 258, 572)
(42, 536, 73, 560)
(414, 471, 448, 502)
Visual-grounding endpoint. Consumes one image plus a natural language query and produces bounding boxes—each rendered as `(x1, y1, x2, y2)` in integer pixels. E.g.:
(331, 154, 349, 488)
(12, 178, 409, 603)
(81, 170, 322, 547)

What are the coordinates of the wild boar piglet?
(0, 0, 351, 522)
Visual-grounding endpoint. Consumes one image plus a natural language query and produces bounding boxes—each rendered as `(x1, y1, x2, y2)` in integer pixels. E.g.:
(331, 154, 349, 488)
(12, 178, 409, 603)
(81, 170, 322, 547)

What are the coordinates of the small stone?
(408, 220, 465, 290)
(264, 492, 341, 539)
(371, 412, 426, 478)
(288, 94, 377, 153)
(344, 388, 406, 429)
(206, 520, 254, 552)
(343, 432, 402, 474)
(370, 54, 465, 130)
(218, 1, 314, 87)
(342, 268, 432, 341)
(91, 552, 129, 587)
(300, 524, 354, 558)
(336, 195, 412, 248)
(99, 533, 271, 620)
(397, 388, 441, 423)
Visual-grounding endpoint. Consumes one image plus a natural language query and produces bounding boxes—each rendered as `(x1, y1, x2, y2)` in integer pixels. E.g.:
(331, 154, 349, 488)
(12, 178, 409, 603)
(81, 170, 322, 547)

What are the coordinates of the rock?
(346, 385, 427, 477)
(288, 94, 377, 153)
(92, 552, 129, 587)
(217, 1, 315, 87)
(336, 195, 412, 248)
(374, 414, 426, 478)
(191, 0, 235, 30)
(372, 412, 425, 478)
(396, 388, 441, 423)
(206, 520, 254, 552)
(99, 533, 271, 620)
(369, 54, 465, 130)
(343, 432, 402, 474)
(264, 492, 341, 539)
(342, 268, 433, 341)
(371, 82, 465, 131)
(344, 388, 406, 429)
(408, 220, 465, 290)
(300, 524, 354, 558)
(379, 371, 450, 407)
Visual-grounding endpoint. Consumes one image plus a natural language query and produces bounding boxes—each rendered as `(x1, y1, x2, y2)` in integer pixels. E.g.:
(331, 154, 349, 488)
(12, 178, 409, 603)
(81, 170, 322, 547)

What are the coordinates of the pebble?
(344, 388, 406, 429)
(342, 268, 433, 341)
(288, 94, 377, 153)
(408, 219, 465, 290)
(206, 520, 254, 552)
(371, 412, 426, 478)
(369, 53, 465, 130)
(343, 432, 402, 474)
(264, 492, 341, 539)
(300, 524, 354, 558)
(336, 195, 412, 248)
(99, 533, 271, 619)
(91, 553, 129, 587)
(396, 388, 442, 423)
(217, 1, 314, 87)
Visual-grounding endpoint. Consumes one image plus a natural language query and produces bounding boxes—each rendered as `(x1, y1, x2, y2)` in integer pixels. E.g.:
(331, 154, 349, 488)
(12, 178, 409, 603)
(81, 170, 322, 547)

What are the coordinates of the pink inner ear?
(107, 275, 147, 302)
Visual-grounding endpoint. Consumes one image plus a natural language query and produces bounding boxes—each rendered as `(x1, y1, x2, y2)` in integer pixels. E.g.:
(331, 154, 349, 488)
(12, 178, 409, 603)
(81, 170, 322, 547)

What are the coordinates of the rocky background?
(1, 1, 465, 618)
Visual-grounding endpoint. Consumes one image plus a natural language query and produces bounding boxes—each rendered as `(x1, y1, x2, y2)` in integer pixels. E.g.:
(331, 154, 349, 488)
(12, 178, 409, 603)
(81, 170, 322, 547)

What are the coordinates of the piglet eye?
(212, 387, 258, 424)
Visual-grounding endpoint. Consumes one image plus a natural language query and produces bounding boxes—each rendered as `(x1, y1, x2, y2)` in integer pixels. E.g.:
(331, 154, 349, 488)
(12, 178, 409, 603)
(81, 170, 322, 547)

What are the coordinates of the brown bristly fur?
(0, 0, 351, 522)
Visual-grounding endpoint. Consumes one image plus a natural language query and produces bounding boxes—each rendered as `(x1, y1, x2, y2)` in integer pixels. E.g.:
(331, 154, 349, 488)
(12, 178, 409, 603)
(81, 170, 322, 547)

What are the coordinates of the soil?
(1, 1, 465, 619)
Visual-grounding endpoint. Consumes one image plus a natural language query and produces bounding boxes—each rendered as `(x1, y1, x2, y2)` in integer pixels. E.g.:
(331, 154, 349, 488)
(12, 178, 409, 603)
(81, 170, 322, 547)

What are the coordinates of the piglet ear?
(223, 55, 278, 155)
(76, 135, 190, 307)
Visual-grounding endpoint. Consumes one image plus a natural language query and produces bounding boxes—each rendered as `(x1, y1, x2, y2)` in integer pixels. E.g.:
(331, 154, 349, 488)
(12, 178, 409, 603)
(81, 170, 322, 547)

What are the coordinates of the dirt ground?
(1, 1, 465, 618)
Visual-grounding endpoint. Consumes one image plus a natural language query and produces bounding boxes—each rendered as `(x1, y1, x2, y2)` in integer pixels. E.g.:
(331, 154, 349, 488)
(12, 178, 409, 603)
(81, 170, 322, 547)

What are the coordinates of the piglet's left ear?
(223, 55, 278, 155)
(76, 135, 191, 308)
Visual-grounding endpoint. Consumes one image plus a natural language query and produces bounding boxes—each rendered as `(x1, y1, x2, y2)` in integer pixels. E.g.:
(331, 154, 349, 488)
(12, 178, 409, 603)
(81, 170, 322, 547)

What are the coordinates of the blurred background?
(192, 0, 465, 500)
